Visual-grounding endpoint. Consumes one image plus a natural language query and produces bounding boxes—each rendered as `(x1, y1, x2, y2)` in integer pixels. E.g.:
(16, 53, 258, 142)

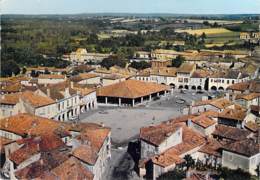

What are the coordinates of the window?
(232, 80, 235, 84)
(227, 80, 230, 84)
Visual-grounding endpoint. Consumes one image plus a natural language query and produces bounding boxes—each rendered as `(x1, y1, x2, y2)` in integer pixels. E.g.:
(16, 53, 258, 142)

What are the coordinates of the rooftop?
(193, 98, 233, 110)
(0, 113, 69, 137)
(97, 79, 170, 99)
(222, 139, 260, 157)
(38, 74, 65, 79)
(191, 115, 216, 128)
(151, 124, 205, 167)
(0, 91, 55, 107)
(51, 157, 94, 180)
(212, 125, 251, 141)
(218, 108, 246, 121)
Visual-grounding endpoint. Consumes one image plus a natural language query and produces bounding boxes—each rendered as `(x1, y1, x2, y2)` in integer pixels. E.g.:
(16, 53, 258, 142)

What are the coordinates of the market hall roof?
(97, 79, 170, 99)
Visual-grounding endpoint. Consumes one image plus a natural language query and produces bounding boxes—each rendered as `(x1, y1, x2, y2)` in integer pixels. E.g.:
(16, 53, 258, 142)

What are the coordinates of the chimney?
(100, 122, 104, 127)
(37, 143, 40, 151)
(47, 88, 50, 97)
(70, 81, 74, 89)
(40, 159, 44, 165)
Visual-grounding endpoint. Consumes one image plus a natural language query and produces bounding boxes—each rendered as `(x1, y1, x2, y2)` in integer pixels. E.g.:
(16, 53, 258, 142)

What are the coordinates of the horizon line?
(2, 12, 260, 16)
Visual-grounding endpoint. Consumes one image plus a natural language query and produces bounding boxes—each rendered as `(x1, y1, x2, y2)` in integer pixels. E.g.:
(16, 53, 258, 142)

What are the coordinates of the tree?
(22, 67, 27, 74)
(172, 55, 185, 68)
(130, 61, 151, 70)
(1, 60, 20, 77)
(219, 167, 251, 180)
(44, 68, 50, 74)
(203, 21, 210, 26)
(183, 155, 195, 169)
(158, 169, 185, 180)
(100, 55, 127, 69)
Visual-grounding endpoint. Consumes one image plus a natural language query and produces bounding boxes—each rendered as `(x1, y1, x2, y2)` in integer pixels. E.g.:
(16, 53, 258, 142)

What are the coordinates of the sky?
(1, 0, 260, 15)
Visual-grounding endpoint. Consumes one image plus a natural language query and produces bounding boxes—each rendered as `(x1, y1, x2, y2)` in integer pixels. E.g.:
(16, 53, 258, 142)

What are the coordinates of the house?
(134, 51, 151, 59)
(209, 71, 249, 91)
(187, 114, 217, 136)
(37, 74, 66, 85)
(139, 122, 205, 179)
(72, 86, 97, 113)
(68, 123, 111, 180)
(188, 98, 233, 114)
(151, 59, 172, 68)
(235, 93, 260, 108)
(212, 125, 252, 142)
(218, 108, 247, 128)
(197, 138, 223, 168)
(176, 63, 196, 89)
(70, 73, 101, 85)
(227, 80, 260, 94)
(0, 113, 111, 180)
(36, 81, 81, 121)
(101, 74, 126, 86)
(0, 91, 57, 119)
(190, 70, 211, 91)
(240, 32, 251, 40)
(96, 80, 170, 107)
(222, 138, 260, 175)
(5, 134, 68, 179)
(69, 48, 111, 63)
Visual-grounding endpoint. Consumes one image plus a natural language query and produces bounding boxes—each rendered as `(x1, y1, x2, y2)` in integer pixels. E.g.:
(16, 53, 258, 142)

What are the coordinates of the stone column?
(149, 95, 152, 101)
(132, 99, 135, 107)
(119, 98, 121, 106)
(105, 97, 108, 104)
(141, 97, 144, 103)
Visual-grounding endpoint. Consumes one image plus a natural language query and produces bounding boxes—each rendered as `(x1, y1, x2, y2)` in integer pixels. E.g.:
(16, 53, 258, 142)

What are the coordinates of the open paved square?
(80, 90, 207, 146)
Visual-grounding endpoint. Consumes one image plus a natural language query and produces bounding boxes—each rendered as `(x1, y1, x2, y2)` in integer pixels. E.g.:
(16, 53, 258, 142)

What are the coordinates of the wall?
(102, 78, 125, 86)
(78, 76, 101, 85)
(0, 104, 14, 118)
(38, 78, 65, 85)
(158, 128, 182, 153)
(35, 103, 58, 119)
(222, 151, 250, 173)
(190, 105, 220, 114)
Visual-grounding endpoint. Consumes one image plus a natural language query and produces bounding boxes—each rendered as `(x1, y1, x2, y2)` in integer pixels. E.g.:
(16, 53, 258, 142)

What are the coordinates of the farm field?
(175, 28, 235, 35)
(176, 27, 242, 46)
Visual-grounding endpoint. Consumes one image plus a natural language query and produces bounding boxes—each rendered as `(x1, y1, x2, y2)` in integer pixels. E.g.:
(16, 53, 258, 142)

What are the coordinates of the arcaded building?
(97, 80, 171, 107)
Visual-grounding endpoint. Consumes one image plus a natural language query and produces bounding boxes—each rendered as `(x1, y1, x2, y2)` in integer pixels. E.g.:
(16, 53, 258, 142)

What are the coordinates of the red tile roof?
(191, 115, 216, 128)
(193, 98, 233, 110)
(97, 79, 170, 99)
(72, 145, 98, 165)
(9, 134, 66, 165)
(218, 108, 246, 121)
(152, 125, 205, 167)
(199, 138, 223, 157)
(222, 139, 260, 157)
(38, 74, 65, 79)
(140, 122, 183, 146)
(212, 125, 251, 141)
(51, 157, 94, 180)
(0, 113, 69, 137)
(0, 91, 55, 107)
